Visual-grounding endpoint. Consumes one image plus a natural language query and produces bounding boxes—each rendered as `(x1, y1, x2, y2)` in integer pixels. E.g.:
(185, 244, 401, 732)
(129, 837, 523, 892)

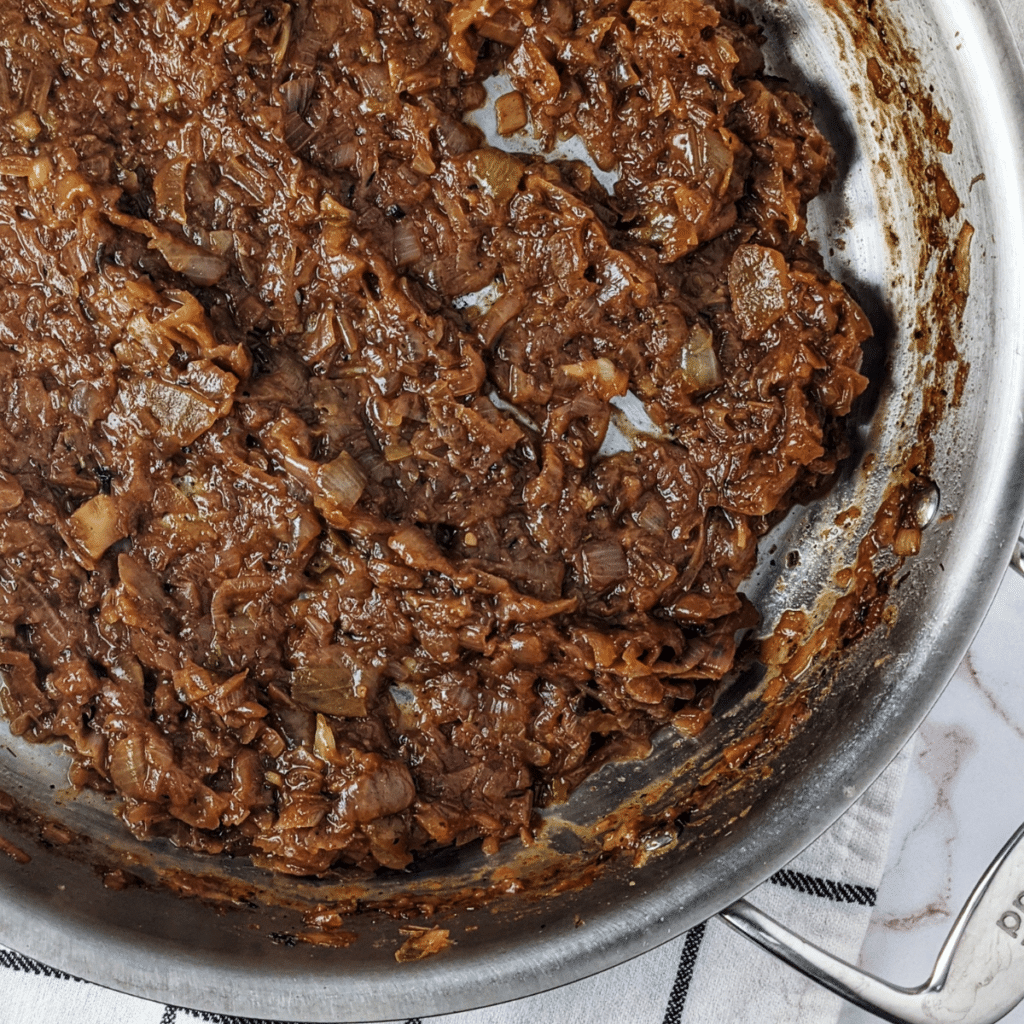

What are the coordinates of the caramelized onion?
(108, 736, 147, 800)
(468, 148, 524, 205)
(392, 219, 424, 268)
(0, 0, 873, 879)
(148, 235, 229, 286)
(680, 320, 724, 393)
(291, 650, 381, 718)
(495, 90, 528, 135)
(68, 494, 126, 563)
(581, 540, 628, 591)
(729, 244, 792, 340)
(0, 470, 23, 512)
(153, 157, 189, 225)
(315, 452, 366, 512)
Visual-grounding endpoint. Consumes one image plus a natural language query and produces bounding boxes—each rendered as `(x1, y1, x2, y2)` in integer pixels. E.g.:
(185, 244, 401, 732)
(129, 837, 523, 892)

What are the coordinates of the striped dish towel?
(0, 741, 911, 1024)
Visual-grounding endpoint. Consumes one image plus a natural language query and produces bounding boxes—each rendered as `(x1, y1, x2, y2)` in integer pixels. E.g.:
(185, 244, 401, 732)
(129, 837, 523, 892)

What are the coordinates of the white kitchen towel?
(0, 739, 912, 1024)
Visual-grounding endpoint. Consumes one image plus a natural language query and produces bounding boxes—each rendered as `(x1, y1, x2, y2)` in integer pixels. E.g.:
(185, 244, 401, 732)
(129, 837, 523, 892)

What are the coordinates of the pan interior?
(1, 0, 1023, 1019)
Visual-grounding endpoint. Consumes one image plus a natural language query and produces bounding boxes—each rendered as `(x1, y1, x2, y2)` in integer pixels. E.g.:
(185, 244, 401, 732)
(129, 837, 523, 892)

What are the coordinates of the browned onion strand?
(0, 0, 870, 876)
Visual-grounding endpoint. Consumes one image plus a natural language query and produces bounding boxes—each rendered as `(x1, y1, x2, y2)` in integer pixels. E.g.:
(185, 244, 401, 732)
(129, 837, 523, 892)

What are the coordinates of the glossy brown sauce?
(0, 0, 869, 875)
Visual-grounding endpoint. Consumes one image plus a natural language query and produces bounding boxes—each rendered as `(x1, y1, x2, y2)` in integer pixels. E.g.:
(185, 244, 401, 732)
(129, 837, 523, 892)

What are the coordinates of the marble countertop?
(836, 562, 1024, 1024)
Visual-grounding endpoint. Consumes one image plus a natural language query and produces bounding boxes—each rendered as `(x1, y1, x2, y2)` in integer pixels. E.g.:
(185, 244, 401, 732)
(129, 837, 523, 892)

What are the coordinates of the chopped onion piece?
(468, 148, 524, 205)
(153, 157, 189, 225)
(68, 494, 126, 563)
(384, 443, 413, 462)
(894, 527, 921, 557)
(147, 235, 229, 286)
(495, 90, 528, 136)
(313, 713, 342, 764)
(394, 925, 451, 963)
(392, 219, 424, 268)
(108, 736, 147, 799)
(11, 111, 40, 142)
(728, 244, 791, 340)
(635, 493, 669, 532)
(560, 358, 629, 399)
(320, 194, 353, 221)
(292, 651, 381, 718)
(478, 9, 523, 45)
(315, 451, 366, 512)
(435, 115, 478, 156)
(624, 675, 665, 705)
(0, 156, 35, 177)
(581, 540, 628, 591)
(476, 289, 526, 344)
(0, 470, 23, 512)
(280, 75, 315, 113)
(680, 320, 723, 393)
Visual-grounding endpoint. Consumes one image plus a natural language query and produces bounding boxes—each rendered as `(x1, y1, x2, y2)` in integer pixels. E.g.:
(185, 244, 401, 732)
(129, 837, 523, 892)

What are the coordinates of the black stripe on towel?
(0, 948, 79, 981)
(769, 868, 876, 906)
(662, 922, 707, 1024)
(176, 1008, 311, 1024)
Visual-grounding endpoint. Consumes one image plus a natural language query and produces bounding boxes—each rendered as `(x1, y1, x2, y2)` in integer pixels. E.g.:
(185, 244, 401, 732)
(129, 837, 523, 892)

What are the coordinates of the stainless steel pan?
(2, 0, 1024, 1020)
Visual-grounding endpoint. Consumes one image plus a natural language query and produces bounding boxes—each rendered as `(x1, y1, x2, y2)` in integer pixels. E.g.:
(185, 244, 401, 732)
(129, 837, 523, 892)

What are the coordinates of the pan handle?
(719, 817, 1024, 1024)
